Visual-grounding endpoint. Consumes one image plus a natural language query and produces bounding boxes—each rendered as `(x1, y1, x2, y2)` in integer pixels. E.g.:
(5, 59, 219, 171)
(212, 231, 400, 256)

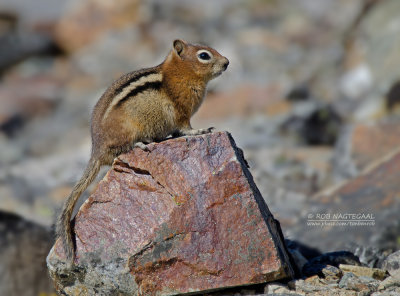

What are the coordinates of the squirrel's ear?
(173, 39, 186, 57)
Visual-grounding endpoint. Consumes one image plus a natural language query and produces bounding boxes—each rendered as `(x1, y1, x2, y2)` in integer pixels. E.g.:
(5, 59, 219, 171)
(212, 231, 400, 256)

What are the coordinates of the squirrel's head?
(170, 39, 229, 82)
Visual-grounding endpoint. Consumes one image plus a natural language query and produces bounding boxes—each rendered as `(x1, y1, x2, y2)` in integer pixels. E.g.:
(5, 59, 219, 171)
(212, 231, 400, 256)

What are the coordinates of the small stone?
(382, 250, 400, 276)
(317, 289, 358, 296)
(339, 264, 388, 280)
(339, 272, 357, 289)
(358, 276, 380, 284)
(372, 287, 400, 296)
(305, 275, 321, 284)
(339, 272, 379, 294)
(378, 272, 400, 291)
(358, 276, 381, 292)
(322, 265, 343, 282)
(265, 283, 292, 294)
(261, 291, 305, 296)
(289, 278, 330, 293)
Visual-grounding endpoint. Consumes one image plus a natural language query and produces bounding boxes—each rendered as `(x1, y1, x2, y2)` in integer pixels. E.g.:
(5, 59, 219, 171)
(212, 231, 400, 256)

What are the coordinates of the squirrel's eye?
(198, 52, 211, 60)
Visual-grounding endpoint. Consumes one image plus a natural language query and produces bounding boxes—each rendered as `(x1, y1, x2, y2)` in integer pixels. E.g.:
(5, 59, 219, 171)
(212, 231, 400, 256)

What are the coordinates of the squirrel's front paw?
(193, 127, 215, 135)
(134, 141, 150, 151)
(181, 127, 214, 136)
(205, 127, 215, 133)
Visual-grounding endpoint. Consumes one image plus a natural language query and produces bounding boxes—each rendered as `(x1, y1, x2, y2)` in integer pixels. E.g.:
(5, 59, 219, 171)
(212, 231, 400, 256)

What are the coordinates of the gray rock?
(0, 210, 55, 296)
(338, 272, 357, 289)
(339, 264, 388, 280)
(289, 278, 329, 293)
(372, 288, 400, 296)
(322, 265, 343, 282)
(378, 273, 400, 291)
(348, 244, 389, 268)
(382, 251, 400, 276)
(339, 272, 379, 293)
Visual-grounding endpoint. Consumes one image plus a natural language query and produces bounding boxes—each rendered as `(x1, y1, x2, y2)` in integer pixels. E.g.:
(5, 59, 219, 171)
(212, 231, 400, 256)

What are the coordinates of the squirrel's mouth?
(210, 61, 228, 79)
(210, 71, 223, 80)
(212, 68, 226, 78)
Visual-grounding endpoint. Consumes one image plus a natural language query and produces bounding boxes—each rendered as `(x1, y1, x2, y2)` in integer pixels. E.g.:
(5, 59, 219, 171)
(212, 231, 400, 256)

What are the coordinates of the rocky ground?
(1, 0, 400, 295)
(207, 249, 400, 296)
(45, 133, 399, 295)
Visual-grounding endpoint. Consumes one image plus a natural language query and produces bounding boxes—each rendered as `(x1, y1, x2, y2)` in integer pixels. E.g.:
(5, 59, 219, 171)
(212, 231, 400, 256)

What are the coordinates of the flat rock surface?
(47, 131, 293, 295)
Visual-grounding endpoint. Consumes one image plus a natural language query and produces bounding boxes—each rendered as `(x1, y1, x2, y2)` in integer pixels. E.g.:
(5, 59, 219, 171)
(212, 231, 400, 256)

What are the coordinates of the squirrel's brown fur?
(56, 39, 229, 264)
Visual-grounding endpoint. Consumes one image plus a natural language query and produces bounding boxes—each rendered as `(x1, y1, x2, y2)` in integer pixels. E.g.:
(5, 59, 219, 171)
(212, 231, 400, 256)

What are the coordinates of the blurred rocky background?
(1, 0, 400, 295)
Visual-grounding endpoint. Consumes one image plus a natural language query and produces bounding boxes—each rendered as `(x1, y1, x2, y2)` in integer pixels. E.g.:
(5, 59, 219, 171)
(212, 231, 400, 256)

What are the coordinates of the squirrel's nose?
(222, 58, 229, 70)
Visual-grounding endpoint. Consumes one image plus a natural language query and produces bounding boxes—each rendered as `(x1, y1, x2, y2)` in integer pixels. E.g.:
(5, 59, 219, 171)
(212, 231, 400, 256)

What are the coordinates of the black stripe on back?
(116, 81, 162, 107)
(114, 68, 158, 96)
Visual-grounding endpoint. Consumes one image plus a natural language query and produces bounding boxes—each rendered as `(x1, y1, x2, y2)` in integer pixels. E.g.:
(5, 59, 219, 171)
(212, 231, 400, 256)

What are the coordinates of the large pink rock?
(47, 131, 293, 295)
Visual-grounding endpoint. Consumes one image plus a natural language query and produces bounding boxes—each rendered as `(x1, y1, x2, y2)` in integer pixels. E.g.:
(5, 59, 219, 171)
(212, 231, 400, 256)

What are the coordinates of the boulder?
(47, 131, 293, 295)
(293, 147, 400, 252)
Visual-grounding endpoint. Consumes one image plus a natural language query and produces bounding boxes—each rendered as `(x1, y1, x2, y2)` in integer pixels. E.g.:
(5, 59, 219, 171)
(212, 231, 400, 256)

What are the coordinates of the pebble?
(339, 264, 388, 280)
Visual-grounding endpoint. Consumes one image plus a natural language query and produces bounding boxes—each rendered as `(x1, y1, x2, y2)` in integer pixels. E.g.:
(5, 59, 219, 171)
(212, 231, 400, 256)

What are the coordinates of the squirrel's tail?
(56, 156, 101, 264)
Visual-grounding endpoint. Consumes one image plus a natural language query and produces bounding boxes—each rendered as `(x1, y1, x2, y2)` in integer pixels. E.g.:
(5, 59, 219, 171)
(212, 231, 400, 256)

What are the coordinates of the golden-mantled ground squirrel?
(57, 39, 229, 264)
